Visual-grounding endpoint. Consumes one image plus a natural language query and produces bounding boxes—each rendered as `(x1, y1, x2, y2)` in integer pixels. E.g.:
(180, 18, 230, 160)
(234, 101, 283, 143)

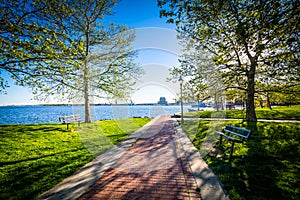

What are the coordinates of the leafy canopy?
(159, 0, 300, 120)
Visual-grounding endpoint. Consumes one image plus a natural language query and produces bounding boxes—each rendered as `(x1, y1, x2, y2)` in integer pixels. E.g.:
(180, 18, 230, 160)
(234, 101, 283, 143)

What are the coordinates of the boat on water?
(188, 103, 214, 112)
(191, 103, 206, 108)
(187, 108, 198, 112)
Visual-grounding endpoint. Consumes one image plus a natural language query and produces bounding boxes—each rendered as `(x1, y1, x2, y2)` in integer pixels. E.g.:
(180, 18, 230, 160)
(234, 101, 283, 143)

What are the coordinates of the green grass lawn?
(188, 105, 300, 120)
(0, 118, 151, 200)
(182, 119, 300, 200)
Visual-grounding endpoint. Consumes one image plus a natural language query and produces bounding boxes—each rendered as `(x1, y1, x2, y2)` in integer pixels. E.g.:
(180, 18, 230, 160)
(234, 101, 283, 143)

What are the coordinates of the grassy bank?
(0, 118, 150, 200)
(188, 105, 300, 120)
(182, 119, 300, 199)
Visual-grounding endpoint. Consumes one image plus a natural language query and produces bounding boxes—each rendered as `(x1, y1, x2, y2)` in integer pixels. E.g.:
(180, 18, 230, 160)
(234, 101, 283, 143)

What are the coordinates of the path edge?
(37, 116, 161, 200)
(173, 118, 230, 200)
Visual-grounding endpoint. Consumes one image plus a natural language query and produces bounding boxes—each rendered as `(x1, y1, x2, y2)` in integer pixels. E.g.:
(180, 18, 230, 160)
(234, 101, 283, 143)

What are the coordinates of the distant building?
(158, 97, 168, 105)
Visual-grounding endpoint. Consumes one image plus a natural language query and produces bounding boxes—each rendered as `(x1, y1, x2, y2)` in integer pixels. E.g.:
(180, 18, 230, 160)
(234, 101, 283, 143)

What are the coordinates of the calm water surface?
(0, 105, 186, 124)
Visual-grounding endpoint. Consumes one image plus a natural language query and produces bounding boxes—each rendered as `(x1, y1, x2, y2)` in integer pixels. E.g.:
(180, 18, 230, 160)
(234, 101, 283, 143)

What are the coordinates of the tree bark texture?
(246, 62, 257, 122)
(84, 59, 91, 123)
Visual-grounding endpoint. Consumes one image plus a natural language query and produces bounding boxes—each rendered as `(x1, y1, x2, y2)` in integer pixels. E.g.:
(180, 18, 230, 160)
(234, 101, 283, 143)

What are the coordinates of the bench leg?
(219, 135, 223, 145)
(67, 123, 69, 130)
(229, 141, 235, 160)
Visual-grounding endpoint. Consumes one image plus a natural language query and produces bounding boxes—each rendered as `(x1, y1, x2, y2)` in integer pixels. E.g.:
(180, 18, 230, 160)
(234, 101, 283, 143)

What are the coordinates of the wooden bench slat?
(59, 114, 81, 130)
(59, 114, 80, 121)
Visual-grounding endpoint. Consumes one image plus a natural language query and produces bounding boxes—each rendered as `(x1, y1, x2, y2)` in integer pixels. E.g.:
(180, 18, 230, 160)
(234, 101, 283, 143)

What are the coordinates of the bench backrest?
(59, 114, 81, 123)
(224, 125, 251, 139)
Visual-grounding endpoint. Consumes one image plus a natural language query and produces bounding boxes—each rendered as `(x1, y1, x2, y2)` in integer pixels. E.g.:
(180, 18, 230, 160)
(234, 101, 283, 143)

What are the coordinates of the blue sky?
(0, 0, 181, 105)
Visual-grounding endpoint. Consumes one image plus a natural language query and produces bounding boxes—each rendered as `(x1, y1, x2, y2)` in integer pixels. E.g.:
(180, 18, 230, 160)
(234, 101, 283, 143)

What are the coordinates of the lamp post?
(179, 76, 184, 125)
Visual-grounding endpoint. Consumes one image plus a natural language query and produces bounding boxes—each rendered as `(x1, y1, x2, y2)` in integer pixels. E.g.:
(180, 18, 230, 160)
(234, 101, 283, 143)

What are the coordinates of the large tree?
(1, 0, 140, 123)
(0, 0, 72, 92)
(38, 0, 139, 123)
(169, 35, 223, 110)
(159, 0, 300, 121)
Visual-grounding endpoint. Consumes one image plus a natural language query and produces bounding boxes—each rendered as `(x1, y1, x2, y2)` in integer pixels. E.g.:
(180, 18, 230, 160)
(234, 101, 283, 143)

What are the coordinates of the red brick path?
(80, 115, 200, 200)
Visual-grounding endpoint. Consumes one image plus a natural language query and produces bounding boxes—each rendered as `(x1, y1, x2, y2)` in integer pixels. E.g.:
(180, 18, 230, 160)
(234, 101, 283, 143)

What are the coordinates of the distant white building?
(158, 97, 168, 105)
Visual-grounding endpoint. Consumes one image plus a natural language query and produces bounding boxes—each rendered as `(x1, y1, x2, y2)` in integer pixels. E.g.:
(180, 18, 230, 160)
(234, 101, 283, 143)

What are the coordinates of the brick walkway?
(79, 115, 201, 200)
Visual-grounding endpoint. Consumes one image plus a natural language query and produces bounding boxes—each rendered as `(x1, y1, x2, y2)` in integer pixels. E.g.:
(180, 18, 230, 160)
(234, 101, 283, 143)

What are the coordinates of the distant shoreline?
(0, 103, 181, 107)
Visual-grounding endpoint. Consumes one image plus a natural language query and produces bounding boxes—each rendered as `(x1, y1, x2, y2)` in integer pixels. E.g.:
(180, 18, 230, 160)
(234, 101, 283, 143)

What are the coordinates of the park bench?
(59, 114, 81, 130)
(216, 125, 251, 159)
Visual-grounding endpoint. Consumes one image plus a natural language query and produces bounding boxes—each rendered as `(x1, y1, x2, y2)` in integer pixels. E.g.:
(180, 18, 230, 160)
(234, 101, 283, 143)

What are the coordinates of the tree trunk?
(84, 59, 91, 123)
(84, 84, 91, 123)
(245, 63, 257, 122)
(83, 30, 92, 123)
(266, 92, 272, 110)
(221, 96, 224, 110)
(214, 93, 220, 111)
